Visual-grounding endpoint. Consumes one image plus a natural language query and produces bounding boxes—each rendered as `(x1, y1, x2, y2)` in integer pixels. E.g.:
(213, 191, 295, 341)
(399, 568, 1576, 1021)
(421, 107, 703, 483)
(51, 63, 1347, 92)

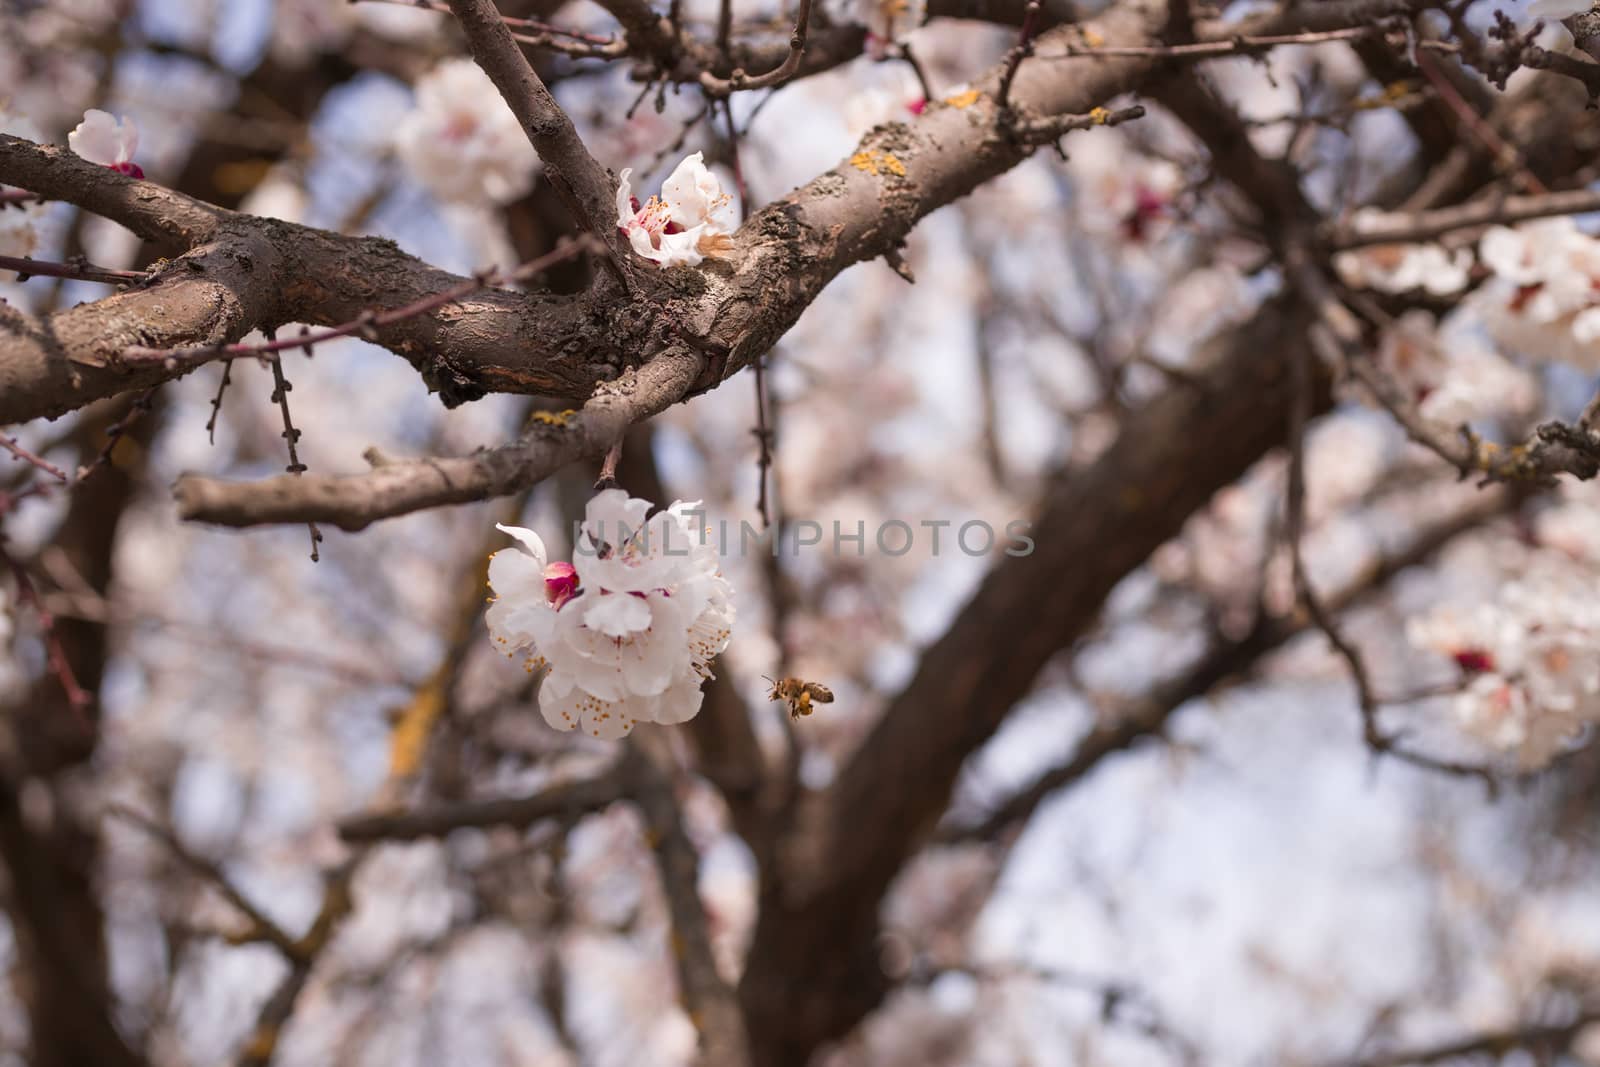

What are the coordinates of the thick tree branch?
(738, 301, 1326, 1065)
(0, 231, 283, 425)
(0, 135, 222, 250)
(165, 0, 1170, 527)
(174, 348, 700, 528)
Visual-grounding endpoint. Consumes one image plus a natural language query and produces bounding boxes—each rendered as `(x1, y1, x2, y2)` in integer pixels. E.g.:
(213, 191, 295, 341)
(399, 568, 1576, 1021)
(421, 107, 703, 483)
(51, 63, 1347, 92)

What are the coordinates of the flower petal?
(581, 591, 653, 637)
(494, 522, 548, 568)
(68, 109, 135, 166)
(616, 168, 636, 227)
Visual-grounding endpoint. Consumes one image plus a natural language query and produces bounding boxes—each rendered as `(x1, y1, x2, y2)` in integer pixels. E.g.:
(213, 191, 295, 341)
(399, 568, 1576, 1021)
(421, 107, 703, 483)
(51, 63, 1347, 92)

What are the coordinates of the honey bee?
(766, 676, 834, 720)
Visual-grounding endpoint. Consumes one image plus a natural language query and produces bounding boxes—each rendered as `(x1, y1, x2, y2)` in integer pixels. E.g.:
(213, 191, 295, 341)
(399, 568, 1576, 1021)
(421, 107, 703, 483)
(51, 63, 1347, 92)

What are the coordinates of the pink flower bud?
(543, 561, 579, 608)
(1453, 648, 1495, 674)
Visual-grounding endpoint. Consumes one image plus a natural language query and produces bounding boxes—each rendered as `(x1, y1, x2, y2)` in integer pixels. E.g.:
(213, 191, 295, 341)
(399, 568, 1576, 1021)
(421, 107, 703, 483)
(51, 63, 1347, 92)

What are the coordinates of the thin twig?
(1326, 185, 1600, 248)
(699, 0, 816, 95)
(106, 804, 302, 959)
(0, 253, 150, 286)
(0, 433, 70, 483)
(594, 438, 624, 490)
(266, 347, 323, 562)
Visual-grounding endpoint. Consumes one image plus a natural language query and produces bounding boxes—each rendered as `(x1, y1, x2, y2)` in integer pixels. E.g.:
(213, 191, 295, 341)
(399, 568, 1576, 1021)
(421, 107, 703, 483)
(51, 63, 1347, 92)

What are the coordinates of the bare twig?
(698, 0, 816, 95)
(337, 772, 627, 842)
(1326, 186, 1600, 248)
(0, 254, 150, 287)
(594, 438, 624, 490)
(265, 346, 323, 562)
(626, 738, 750, 1067)
(106, 805, 302, 958)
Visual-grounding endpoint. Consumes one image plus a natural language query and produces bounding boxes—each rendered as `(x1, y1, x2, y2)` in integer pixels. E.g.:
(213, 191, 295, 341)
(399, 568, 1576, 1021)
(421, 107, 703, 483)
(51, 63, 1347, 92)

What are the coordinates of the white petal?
(581, 592, 653, 637)
(1573, 307, 1600, 344)
(494, 522, 548, 568)
(581, 490, 652, 552)
(615, 168, 636, 227)
(487, 546, 544, 597)
(581, 692, 636, 739)
(661, 151, 714, 224)
(651, 679, 706, 725)
(68, 109, 134, 166)
(651, 226, 707, 268)
(537, 671, 582, 731)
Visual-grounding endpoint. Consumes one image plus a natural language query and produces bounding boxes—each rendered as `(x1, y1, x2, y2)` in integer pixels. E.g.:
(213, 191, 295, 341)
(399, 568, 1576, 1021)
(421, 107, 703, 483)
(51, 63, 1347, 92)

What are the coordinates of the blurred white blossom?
(394, 58, 541, 205)
(1334, 222, 1471, 295)
(486, 491, 735, 738)
(1475, 218, 1600, 369)
(856, 0, 925, 55)
(1409, 568, 1600, 768)
(844, 67, 927, 139)
(1371, 310, 1538, 425)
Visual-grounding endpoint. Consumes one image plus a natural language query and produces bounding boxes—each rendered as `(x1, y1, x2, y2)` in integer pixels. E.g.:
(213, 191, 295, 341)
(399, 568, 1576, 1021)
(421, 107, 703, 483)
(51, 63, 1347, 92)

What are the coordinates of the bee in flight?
(766, 677, 834, 720)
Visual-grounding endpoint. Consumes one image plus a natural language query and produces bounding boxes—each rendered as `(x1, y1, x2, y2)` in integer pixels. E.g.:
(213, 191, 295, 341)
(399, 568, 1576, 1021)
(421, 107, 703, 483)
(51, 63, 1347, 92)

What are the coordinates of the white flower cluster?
(1473, 217, 1600, 370)
(1372, 310, 1537, 426)
(486, 490, 735, 739)
(1334, 211, 1471, 296)
(615, 151, 735, 268)
(394, 58, 540, 205)
(1408, 572, 1600, 768)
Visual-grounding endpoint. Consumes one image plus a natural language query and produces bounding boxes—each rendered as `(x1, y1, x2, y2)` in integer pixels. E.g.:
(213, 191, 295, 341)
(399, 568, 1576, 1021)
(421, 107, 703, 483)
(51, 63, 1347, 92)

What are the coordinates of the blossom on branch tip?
(614, 152, 734, 268)
(485, 492, 735, 739)
(68, 109, 142, 178)
(394, 58, 540, 205)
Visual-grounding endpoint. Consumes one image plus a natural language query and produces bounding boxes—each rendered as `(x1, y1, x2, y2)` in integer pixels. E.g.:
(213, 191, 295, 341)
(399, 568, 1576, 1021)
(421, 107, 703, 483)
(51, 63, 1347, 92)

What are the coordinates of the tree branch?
(447, 0, 626, 264)
(0, 135, 222, 250)
(173, 347, 700, 528)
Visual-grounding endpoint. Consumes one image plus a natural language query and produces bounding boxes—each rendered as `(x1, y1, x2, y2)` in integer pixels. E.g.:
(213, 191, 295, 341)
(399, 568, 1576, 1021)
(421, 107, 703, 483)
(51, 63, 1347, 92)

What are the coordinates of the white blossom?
(394, 58, 540, 205)
(68, 109, 142, 177)
(1063, 132, 1183, 244)
(1370, 310, 1538, 425)
(1474, 218, 1600, 369)
(844, 67, 927, 139)
(1334, 219, 1471, 295)
(486, 491, 735, 739)
(614, 152, 735, 268)
(1408, 568, 1600, 768)
(855, 0, 926, 55)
